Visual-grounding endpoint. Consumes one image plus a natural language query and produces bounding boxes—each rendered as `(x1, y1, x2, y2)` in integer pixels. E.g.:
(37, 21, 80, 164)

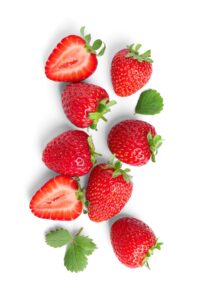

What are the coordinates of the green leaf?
(135, 89, 163, 115)
(98, 44, 106, 56)
(64, 243, 88, 273)
(80, 26, 85, 37)
(45, 228, 72, 248)
(92, 39, 102, 50)
(84, 34, 91, 44)
(74, 235, 97, 255)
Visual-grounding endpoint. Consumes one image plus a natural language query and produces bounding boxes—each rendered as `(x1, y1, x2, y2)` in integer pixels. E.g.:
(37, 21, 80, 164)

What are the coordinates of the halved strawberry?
(30, 176, 83, 220)
(45, 27, 106, 82)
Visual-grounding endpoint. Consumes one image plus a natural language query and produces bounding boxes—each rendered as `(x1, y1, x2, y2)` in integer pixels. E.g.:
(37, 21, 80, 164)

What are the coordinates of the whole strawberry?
(86, 156, 133, 222)
(43, 130, 99, 176)
(111, 44, 153, 96)
(111, 217, 162, 268)
(45, 26, 106, 82)
(62, 82, 116, 130)
(108, 120, 162, 166)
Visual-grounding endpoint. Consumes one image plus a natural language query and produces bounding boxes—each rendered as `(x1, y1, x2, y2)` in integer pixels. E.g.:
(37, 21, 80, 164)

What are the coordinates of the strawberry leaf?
(45, 227, 97, 273)
(74, 235, 97, 255)
(98, 44, 106, 56)
(92, 39, 102, 50)
(64, 243, 88, 273)
(45, 228, 72, 248)
(135, 89, 163, 115)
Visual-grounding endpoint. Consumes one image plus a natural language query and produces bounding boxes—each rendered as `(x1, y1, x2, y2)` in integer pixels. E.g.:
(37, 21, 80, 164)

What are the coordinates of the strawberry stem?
(126, 43, 153, 63)
(75, 227, 84, 236)
(89, 99, 116, 130)
(80, 26, 106, 56)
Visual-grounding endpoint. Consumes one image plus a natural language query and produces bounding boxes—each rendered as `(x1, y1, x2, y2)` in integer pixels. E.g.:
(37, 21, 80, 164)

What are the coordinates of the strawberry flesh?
(45, 35, 97, 82)
(30, 176, 83, 220)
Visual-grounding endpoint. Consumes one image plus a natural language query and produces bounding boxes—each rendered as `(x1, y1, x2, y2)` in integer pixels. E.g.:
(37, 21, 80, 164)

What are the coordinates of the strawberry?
(111, 217, 162, 268)
(42, 130, 99, 176)
(111, 44, 153, 96)
(108, 120, 163, 166)
(30, 176, 84, 220)
(45, 26, 106, 82)
(86, 156, 133, 222)
(62, 82, 116, 130)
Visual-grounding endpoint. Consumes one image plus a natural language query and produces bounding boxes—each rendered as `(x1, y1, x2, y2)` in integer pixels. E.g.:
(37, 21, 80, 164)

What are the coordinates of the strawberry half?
(30, 176, 84, 220)
(45, 26, 106, 82)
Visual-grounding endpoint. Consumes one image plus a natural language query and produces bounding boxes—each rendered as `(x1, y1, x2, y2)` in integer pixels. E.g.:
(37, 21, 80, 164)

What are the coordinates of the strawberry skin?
(62, 82, 109, 128)
(42, 130, 94, 176)
(111, 217, 157, 268)
(86, 164, 133, 222)
(30, 176, 83, 220)
(108, 120, 156, 166)
(111, 46, 152, 97)
(45, 35, 97, 82)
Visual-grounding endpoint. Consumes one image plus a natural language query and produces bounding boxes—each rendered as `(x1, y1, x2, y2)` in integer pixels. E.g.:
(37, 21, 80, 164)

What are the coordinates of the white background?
(1, 0, 200, 299)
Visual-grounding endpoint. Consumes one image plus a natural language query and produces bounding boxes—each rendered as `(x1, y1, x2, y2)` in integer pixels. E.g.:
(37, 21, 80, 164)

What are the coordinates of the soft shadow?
(27, 169, 58, 199)
(107, 211, 142, 232)
(104, 39, 129, 90)
(42, 23, 78, 64)
(100, 113, 140, 157)
(39, 123, 74, 151)
(58, 82, 68, 95)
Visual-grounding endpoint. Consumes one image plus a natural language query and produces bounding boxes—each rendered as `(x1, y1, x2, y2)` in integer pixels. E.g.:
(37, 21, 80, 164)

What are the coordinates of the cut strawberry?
(45, 27, 106, 82)
(30, 176, 83, 220)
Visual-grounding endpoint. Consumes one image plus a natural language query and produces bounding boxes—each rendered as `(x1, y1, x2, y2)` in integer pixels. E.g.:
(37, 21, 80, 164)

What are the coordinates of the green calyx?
(89, 99, 117, 130)
(126, 43, 153, 63)
(75, 183, 85, 203)
(74, 179, 89, 214)
(103, 155, 132, 183)
(142, 239, 163, 269)
(147, 132, 163, 162)
(80, 26, 106, 56)
(87, 136, 102, 165)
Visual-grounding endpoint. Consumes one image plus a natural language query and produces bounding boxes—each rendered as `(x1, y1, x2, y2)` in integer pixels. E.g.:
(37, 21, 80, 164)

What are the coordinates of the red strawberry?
(111, 44, 153, 96)
(62, 82, 116, 130)
(108, 120, 162, 166)
(45, 26, 106, 82)
(30, 176, 84, 220)
(111, 217, 162, 268)
(42, 130, 99, 176)
(86, 157, 133, 222)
